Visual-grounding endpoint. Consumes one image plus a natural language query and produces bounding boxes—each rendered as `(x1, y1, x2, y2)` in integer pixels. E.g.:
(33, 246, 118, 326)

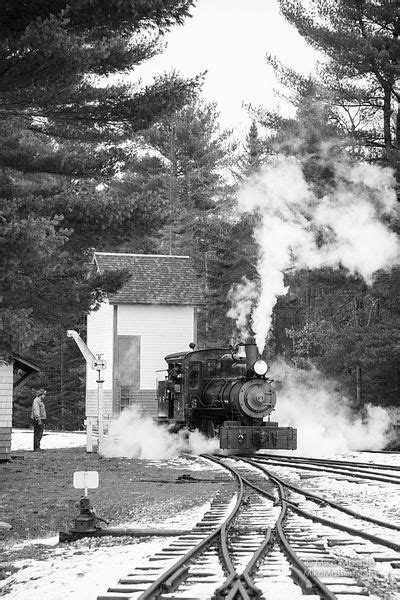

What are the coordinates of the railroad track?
(97, 453, 400, 600)
(244, 453, 400, 485)
(250, 452, 400, 473)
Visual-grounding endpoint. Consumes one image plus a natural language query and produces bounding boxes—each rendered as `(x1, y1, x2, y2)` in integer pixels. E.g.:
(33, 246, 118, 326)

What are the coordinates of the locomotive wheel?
(199, 418, 215, 439)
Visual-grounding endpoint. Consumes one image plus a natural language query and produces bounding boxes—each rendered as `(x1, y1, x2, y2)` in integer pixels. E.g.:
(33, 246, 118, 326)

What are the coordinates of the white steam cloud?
(232, 156, 399, 351)
(227, 277, 259, 341)
(102, 405, 219, 459)
(270, 360, 394, 455)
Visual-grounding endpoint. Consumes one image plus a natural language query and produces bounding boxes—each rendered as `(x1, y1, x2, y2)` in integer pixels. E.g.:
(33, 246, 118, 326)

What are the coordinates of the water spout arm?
(66, 330, 97, 365)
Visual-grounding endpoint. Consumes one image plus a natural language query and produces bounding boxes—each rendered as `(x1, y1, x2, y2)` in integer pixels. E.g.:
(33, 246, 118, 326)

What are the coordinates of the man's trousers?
(33, 420, 44, 450)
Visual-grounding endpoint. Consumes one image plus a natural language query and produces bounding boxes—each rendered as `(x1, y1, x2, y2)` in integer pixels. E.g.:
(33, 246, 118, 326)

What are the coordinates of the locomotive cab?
(157, 352, 186, 423)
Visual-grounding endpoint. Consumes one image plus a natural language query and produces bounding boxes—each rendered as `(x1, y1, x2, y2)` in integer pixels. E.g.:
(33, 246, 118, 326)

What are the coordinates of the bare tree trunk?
(306, 272, 313, 320)
(204, 251, 209, 335)
(383, 85, 392, 152)
(355, 364, 362, 409)
(60, 334, 65, 430)
(354, 296, 364, 408)
(168, 120, 178, 255)
(395, 101, 400, 194)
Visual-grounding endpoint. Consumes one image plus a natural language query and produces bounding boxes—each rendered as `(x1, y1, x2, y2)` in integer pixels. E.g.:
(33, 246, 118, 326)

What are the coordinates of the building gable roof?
(94, 252, 205, 305)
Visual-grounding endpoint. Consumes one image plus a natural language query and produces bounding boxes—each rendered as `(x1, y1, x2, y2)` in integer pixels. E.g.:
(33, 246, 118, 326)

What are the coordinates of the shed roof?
(94, 252, 205, 305)
(12, 353, 41, 391)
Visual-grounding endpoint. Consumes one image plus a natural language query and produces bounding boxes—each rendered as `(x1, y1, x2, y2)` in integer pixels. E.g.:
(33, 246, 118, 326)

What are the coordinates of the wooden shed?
(86, 253, 204, 427)
(0, 354, 40, 460)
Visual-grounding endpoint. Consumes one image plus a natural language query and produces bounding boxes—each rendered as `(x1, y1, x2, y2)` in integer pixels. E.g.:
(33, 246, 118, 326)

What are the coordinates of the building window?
(120, 387, 131, 411)
(188, 362, 202, 390)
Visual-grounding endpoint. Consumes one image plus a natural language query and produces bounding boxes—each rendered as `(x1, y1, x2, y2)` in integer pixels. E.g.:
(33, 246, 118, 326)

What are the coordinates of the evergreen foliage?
(204, 215, 259, 346)
(202, 120, 266, 346)
(278, 0, 400, 167)
(285, 268, 400, 406)
(251, 3, 400, 407)
(141, 100, 235, 342)
(1, 0, 198, 427)
(5, 0, 399, 427)
(240, 121, 264, 177)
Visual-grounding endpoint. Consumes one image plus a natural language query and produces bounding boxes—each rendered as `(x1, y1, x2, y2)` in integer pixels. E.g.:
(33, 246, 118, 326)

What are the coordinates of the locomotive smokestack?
(245, 338, 258, 376)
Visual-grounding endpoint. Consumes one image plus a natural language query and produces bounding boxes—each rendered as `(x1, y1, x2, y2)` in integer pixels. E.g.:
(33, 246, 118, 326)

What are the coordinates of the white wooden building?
(85, 253, 204, 425)
(0, 353, 40, 460)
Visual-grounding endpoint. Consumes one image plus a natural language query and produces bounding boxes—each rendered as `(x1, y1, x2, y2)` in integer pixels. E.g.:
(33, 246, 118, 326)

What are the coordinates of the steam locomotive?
(157, 340, 297, 451)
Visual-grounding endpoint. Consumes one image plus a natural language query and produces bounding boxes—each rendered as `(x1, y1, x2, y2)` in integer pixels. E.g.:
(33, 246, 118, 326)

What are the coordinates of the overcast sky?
(135, 0, 319, 135)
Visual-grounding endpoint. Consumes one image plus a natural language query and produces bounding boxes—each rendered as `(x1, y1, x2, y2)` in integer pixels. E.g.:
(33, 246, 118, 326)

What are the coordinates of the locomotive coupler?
(237, 433, 246, 445)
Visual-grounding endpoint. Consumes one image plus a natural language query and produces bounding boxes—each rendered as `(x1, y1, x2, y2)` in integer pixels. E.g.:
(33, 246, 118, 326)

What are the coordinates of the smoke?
(269, 359, 393, 455)
(231, 155, 399, 351)
(102, 405, 218, 459)
(227, 277, 260, 341)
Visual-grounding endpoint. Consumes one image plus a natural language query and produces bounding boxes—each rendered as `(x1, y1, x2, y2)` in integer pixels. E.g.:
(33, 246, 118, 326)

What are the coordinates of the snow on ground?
(4, 431, 400, 599)
(5, 539, 162, 599)
(10, 431, 223, 472)
(11, 429, 86, 451)
(4, 503, 211, 600)
(145, 455, 228, 472)
(4, 431, 218, 599)
(262, 451, 400, 526)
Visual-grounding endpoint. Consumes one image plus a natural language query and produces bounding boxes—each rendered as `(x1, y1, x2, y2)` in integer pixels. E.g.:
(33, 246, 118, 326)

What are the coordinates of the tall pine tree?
(2, 0, 199, 427)
(278, 0, 400, 171)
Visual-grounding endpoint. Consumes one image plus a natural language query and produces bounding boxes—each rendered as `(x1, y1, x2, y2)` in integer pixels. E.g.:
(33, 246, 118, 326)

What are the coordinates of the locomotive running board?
(219, 422, 297, 451)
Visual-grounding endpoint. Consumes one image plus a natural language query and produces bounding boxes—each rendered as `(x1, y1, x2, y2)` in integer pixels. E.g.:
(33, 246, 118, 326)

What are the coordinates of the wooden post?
(97, 370, 104, 453)
(86, 418, 93, 453)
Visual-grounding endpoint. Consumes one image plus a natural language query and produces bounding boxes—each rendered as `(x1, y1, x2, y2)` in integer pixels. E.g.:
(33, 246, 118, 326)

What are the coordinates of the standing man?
(31, 389, 47, 451)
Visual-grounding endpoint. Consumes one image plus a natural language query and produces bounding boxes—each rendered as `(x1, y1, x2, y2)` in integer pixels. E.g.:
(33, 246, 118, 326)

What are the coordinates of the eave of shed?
(12, 353, 41, 391)
(94, 252, 205, 306)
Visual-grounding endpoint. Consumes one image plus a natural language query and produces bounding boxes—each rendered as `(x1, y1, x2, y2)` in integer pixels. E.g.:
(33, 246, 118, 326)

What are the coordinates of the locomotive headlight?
(253, 360, 268, 376)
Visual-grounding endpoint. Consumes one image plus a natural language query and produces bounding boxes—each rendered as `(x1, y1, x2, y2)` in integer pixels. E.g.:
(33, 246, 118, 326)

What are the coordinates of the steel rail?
(137, 457, 243, 599)
(247, 452, 400, 473)
(361, 450, 400, 454)
(263, 465, 338, 600)
(250, 456, 400, 485)
(238, 457, 400, 552)
(276, 500, 338, 600)
(223, 456, 400, 597)
(203, 454, 265, 599)
(237, 456, 400, 531)
(290, 503, 400, 552)
(242, 528, 273, 576)
(212, 456, 340, 600)
(204, 454, 244, 577)
(251, 454, 400, 481)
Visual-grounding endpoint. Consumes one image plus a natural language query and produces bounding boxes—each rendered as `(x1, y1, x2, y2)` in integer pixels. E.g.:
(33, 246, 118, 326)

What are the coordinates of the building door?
(114, 335, 140, 412)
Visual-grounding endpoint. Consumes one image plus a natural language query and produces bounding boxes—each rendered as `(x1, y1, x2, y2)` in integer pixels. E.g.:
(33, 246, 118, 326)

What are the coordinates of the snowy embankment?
(11, 428, 86, 451)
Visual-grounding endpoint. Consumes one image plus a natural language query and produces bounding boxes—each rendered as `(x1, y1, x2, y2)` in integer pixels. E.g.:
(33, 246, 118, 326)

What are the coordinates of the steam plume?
(232, 156, 399, 351)
(227, 277, 259, 341)
(102, 406, 218, 459)
(270, 360, 394, 455)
